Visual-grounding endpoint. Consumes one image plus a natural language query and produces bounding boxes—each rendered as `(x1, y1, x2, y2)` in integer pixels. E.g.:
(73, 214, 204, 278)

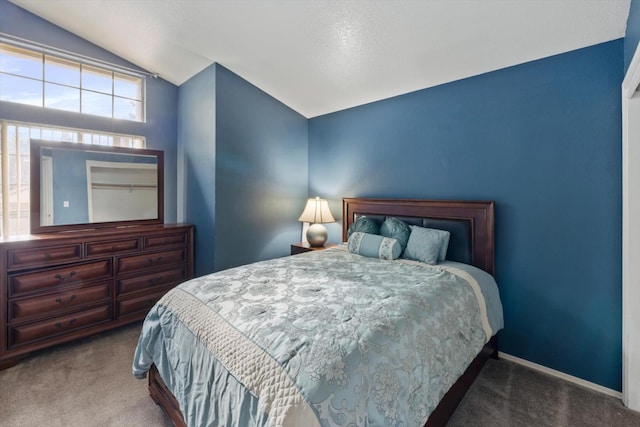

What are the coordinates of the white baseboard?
(498, 352, 623, 400)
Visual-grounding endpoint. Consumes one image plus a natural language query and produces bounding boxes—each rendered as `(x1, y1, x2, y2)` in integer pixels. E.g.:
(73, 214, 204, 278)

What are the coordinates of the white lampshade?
(298, 197, 335, 224)
(298, 197, 335, 247)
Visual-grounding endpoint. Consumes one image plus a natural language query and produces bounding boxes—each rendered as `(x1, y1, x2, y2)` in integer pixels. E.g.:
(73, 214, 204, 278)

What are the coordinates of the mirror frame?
(30, 140, 164, 234)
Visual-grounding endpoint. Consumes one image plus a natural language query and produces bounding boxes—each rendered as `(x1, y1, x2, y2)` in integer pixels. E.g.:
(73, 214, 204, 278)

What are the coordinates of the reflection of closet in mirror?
(86, 161, 158, 223)
(40, 156, 54, 226)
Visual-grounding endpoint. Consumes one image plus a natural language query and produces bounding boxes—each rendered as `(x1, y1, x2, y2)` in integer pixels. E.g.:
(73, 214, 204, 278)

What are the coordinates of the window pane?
(20, 153, 30, 187)
(60, 131, 78, 143)
(82, 90, 112, 118)
(114, 72, 141, 100)
(6, 126, 16, 154)
(8, 152, 16, 185)
(81, 132, 114, 146)
(29, 129, 42, 141)
(45, 56, 80, 86)
(19, 137, 29, 158)
(100, 135, 113, 146)
(41, 129, 63, 140)
(114, 97, 141, 121)
(82, 65, 112, 94)
(45, 83, 80, 113)
(0, 44, 42, 79)
(17, 127, 29, 155)
(0, 74, 42, 106)
(112, 136, 143, 148)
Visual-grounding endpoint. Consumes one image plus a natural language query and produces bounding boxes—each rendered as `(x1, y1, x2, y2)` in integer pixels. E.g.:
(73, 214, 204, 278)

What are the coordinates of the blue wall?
(309, 40, 624, 391)
(214, 65, 308, 271)
(177, 64, 217, 276)
(0, 0, 179, 222)
(178, 64, 308, 275)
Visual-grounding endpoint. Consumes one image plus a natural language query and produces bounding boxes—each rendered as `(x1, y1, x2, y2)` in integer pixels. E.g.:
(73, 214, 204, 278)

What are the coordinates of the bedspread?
(133, 246, 502, 427)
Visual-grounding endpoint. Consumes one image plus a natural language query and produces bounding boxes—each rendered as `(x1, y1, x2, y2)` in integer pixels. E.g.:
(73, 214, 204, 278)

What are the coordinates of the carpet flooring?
(1, 322, 639, 427)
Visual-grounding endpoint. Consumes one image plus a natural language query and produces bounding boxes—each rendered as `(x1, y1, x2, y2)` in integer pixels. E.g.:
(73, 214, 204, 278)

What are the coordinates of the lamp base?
(306, 223, 328, 247)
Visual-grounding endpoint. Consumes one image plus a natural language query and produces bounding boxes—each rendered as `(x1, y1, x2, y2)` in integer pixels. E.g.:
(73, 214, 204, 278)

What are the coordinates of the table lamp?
(298, 197, 335, 247)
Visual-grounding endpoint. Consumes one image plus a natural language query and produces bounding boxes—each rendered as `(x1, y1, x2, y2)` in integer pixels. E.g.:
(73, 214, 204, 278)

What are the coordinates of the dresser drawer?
(144, 231, 189, 249)
(117, 249, 186, 274)
(118, 267, 186, 296)
(86, 238, 141, 257)
(8, 281, 112, 323)
(8, 305, 112, 349)
(7, 244, 83, 271)
(8, 260, 113, 298)
(117, 288, 171, 318)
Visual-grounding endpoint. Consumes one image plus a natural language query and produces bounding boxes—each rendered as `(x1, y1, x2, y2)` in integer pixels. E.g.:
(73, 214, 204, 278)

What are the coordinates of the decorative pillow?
(436, 229, 450, 261)
(346, 215, 380, 240)
(403, 225, 451, 265)
(347, 232, 401, 260)
(379, 217, 411, 252)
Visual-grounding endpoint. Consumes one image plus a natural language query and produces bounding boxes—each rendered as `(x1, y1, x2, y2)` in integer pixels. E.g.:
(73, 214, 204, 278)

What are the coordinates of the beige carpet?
(448, 356, 640, 427)
(0, 322, 170, 427)
(1, 322, 639, 427)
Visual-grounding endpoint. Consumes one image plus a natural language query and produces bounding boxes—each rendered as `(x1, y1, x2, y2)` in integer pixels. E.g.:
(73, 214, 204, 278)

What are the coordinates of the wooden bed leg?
(148, 364, 187, 427)
(491, 336, 500, 359)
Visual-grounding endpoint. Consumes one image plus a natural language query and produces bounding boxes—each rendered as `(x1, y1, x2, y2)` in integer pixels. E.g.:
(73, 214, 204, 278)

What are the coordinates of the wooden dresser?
(0, 223, 194, 369)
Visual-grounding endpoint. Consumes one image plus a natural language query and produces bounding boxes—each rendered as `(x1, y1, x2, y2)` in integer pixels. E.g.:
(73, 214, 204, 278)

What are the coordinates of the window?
(0, 43, 145, 122)
(0, 120, 145, 236)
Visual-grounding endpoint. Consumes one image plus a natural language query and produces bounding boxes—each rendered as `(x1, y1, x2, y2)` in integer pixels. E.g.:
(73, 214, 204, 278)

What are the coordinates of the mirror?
(30, 140, 164, 234)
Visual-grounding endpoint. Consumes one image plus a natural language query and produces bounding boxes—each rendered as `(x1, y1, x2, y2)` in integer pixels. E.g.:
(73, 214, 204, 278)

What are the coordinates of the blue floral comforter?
(133, 246, 503, 427)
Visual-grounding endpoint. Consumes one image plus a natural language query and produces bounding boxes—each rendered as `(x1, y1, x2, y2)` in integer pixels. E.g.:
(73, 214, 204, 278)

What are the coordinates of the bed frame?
(148, 198, 497, 427)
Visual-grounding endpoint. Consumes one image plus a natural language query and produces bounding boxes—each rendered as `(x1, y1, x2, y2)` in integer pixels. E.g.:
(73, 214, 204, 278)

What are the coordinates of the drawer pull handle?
(112, 245, 119, 251)
(55, 295, 77, 305)
(54, 271, 77, 281)
(147, 277, 164, 285)
(54, 318, 77, 329)
(147, 256, 163, 265)
(44, 253, 51, 260)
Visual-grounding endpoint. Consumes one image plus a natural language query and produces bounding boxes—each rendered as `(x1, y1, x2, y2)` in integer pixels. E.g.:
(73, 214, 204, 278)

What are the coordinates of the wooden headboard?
(342, 198, 495, 275)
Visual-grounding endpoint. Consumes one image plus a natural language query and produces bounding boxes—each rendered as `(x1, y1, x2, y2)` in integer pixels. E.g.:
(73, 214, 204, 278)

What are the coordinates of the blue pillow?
(346, 215, 380, 240)
(403, 225, 451, 265)
(347, 232, 401, 260)
(379, 217, 411, 252)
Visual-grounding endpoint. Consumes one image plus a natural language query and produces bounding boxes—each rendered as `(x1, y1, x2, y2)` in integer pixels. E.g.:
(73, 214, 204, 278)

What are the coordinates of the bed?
(133, 198, 503, 426)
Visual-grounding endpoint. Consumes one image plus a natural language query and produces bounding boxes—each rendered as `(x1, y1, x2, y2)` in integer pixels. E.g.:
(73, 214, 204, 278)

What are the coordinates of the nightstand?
(290, 242, 338, 255)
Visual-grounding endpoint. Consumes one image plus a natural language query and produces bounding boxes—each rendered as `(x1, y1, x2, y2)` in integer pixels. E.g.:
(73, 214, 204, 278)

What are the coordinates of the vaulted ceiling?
(9, 0, 631, 118)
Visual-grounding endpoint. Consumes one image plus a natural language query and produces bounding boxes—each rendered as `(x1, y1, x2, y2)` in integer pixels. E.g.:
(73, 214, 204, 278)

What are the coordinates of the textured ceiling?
(9, 0, 631, 118)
